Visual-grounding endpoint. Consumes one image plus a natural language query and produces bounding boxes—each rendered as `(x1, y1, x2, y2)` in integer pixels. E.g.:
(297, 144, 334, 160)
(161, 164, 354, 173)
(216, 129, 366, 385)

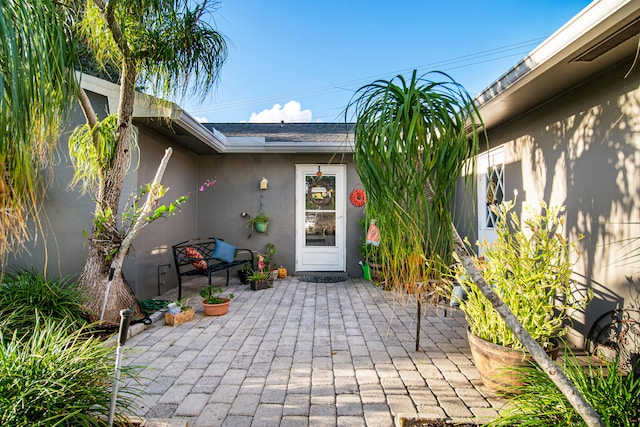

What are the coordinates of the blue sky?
(182, 0, 593, 123)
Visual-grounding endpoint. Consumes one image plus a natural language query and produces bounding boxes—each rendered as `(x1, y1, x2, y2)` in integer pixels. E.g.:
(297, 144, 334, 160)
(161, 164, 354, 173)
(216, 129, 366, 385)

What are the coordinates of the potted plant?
(455, 200, 591, 392)
(248, 270, 273, 291)
(238, 265, 252, 285)
(165, 298, 194, 326)
(262, 242, 278, 278)
(247, 211, 270, 233)
(199, 286, 234, 316)
(248, 243, 278, 290)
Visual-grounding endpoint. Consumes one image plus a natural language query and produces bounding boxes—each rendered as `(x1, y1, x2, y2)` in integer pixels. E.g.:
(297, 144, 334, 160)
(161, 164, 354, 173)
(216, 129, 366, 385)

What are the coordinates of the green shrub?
(0, 268, 87, 337)
(457, 201, 590, 350)
(0, 317, 139, 426)
(488, 349, 640, 427)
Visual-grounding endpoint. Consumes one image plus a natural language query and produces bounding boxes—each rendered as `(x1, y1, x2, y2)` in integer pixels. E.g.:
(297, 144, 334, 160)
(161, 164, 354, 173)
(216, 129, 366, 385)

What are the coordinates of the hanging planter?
(254, 221, 268, 233)
(349, 188, 366, 207)
(247, 211, 269, 235)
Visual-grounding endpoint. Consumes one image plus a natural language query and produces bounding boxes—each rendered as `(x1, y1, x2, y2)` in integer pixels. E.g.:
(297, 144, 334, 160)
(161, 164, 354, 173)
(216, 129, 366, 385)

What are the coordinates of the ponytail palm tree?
(2, 0, 228, 324)
(347, 70, 481, 299)
(71, 0, 228, 323)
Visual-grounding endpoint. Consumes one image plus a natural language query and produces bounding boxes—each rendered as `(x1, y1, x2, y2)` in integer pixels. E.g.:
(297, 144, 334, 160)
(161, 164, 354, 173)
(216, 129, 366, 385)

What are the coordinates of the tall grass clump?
(0, 268, 87, 337)
(0, 316, 139, 426)
(488, 349, 640, 427)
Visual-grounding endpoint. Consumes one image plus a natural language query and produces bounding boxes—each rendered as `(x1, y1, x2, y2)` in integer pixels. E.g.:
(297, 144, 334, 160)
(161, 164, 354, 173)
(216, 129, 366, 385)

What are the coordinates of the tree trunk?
(80, 245, 139, 325)
(80, 60, 139, 325)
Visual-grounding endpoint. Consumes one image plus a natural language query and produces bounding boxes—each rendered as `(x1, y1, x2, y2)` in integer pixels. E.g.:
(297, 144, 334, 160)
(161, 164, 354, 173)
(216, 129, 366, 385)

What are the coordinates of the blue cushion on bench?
(212, 239, 236, 263)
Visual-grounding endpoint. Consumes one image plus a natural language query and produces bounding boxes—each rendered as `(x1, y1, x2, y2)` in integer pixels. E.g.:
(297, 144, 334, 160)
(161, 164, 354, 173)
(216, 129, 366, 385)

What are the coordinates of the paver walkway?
(123, 277, 505, 426)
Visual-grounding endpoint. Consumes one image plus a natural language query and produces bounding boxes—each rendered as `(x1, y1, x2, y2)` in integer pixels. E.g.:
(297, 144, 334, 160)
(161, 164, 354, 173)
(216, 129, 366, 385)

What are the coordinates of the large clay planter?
(201, 298, 231, 316)
(467, 329, 560, 393)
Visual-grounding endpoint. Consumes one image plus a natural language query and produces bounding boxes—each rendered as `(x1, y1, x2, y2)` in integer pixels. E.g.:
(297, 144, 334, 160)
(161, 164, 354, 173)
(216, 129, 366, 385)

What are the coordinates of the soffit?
(476, 0, 640, 130)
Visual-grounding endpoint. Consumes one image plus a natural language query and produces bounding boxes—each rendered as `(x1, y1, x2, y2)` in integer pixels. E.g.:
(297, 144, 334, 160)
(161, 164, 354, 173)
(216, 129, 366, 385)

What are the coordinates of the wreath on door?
(307, 179, 333, 206)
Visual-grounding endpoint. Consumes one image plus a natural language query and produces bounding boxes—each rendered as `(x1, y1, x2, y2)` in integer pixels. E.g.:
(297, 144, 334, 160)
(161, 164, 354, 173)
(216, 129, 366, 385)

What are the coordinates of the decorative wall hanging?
(307, 179, 333, 206)
(349, 188, 366, 207)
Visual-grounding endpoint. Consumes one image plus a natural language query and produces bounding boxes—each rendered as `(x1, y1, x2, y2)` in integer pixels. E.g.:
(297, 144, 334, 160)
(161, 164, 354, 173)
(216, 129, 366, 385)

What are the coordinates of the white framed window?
(477, 147, 504, 246)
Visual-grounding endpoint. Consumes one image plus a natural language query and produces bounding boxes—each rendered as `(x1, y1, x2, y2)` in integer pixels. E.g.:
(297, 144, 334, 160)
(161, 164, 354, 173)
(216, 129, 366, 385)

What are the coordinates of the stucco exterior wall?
(130, 131, 200, 300)
(196, 153, 364, 282)
(475, 58, 640, 347)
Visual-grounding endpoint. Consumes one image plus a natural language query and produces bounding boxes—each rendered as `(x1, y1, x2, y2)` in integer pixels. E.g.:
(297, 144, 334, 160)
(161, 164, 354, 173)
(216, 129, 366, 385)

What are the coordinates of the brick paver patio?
(123, 277, 505, 426)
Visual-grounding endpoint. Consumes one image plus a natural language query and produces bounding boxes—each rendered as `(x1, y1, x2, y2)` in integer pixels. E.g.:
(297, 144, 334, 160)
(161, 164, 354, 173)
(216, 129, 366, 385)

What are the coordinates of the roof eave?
(474, 0, 640, 131)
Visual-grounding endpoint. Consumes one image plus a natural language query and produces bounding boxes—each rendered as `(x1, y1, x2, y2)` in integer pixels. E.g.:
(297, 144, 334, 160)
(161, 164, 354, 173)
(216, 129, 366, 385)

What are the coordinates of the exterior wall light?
(260, 177, 268, 190)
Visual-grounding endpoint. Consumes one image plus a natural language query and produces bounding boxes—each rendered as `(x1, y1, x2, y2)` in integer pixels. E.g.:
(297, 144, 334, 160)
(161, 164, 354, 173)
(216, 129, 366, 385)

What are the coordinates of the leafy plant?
(345, 70, 482, 300)
(0, 0, 77, 264)
(246, 210, 270, 237)
(457, 200, 591, 350)
(248, 271, 271, 281)
(488, 348, 640, 427)
(0, 268, 87, 338)
(260, 243, 277, 271)
(168, 297, 191, 312)
(199, 286, 234, 304)
(0, 316, 140, 426)
(248, 211, 269, 224)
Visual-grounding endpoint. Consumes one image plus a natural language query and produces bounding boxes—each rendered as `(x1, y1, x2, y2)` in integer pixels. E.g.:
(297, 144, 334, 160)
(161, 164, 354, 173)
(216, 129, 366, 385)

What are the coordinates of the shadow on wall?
(509, 62, 640, 340)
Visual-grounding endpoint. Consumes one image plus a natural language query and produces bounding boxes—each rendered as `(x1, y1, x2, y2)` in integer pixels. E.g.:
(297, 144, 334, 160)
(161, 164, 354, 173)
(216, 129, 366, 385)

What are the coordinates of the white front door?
(295, 164, 346, 272)
(477, 147, 504, 250)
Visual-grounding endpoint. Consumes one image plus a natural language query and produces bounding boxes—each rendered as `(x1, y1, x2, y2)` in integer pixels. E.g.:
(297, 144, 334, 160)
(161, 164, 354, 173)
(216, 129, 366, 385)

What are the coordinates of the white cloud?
(194, 116, 209, 123)
(248, 100, 312, 123)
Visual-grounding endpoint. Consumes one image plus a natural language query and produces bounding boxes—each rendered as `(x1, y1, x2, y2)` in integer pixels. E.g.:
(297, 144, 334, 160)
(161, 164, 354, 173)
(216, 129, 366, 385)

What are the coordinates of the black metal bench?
(172, 238, 254, 299)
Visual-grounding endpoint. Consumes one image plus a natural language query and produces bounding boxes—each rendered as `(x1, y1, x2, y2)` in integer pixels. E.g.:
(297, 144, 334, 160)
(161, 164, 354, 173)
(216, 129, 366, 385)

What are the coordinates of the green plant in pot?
(455, 199, 591, 392)
(261, 242, 277, 272)
(248, 270, 272, 291)
(247, 211, 269, 234)
(249, 243, 277, 290)
(199, 286, 234, 316)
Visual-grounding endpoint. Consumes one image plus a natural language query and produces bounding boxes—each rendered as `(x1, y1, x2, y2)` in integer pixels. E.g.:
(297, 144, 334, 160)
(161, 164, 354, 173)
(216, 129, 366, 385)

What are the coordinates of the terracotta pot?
(201, 298, 231, 316)
(467, 329, 560, 393)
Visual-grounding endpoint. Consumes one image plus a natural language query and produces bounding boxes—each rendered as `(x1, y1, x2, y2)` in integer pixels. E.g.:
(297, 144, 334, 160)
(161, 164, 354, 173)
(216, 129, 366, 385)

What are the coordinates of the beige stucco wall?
(477, 59, 640, 347)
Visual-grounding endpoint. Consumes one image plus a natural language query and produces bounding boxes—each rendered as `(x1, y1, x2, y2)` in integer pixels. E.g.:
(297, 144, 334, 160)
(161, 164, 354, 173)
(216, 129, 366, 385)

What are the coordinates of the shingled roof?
(204, 122, 355, 144)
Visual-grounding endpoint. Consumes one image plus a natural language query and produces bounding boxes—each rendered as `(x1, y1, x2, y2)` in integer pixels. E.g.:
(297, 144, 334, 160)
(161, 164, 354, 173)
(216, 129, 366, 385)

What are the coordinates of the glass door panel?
(304, 174, 336, 247)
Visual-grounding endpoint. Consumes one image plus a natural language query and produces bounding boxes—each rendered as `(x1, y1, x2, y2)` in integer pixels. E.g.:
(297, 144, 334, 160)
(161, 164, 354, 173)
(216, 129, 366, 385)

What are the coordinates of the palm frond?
(0, 0, 77, 262)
